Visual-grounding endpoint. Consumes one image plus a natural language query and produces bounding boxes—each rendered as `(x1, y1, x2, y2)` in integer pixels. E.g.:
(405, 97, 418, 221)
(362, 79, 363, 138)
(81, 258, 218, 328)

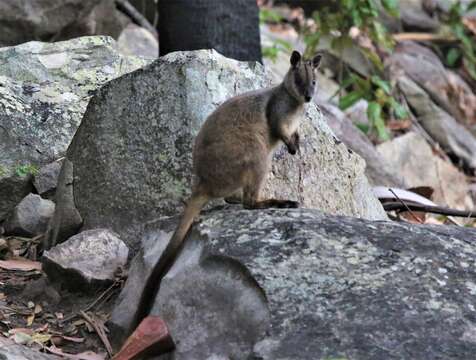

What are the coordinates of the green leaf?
(339, 91, 364, 110)
(259, 9, 283, 24)
(356, 122, 370, 134)
(367, 101, 390, 140)
(389, 98, 408, 118)
(371, 76, 392, 94)
(381, 0, 400, 17)
(446, 47, 462, 67)
(467, 0, 476, 12)
(15, 164, 38, 177)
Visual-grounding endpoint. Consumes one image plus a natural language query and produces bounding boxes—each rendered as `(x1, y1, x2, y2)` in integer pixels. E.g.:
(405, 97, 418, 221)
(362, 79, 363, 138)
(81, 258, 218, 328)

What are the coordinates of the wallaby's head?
(285, 50, 322, 103)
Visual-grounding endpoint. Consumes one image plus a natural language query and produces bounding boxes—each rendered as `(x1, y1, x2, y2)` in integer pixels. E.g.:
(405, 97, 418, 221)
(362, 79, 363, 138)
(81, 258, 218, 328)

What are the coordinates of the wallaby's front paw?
(286, 132, 300, 155)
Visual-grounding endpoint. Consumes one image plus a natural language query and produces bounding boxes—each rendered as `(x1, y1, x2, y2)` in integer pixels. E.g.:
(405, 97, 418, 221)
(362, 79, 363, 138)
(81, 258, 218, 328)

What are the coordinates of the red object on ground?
(112, 316, 175, 360)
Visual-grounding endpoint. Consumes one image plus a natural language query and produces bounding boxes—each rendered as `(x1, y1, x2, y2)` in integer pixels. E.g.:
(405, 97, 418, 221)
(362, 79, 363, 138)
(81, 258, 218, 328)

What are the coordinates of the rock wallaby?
(132, 50, 322, 329)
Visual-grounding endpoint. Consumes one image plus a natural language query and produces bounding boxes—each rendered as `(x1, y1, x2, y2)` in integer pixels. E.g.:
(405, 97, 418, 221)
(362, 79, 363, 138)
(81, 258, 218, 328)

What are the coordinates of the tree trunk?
(158, 0, 262, 62)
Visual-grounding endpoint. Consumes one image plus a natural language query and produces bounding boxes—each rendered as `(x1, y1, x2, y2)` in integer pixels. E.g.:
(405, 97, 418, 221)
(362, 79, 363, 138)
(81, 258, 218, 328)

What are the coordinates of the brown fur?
(131, 51, 322, 331)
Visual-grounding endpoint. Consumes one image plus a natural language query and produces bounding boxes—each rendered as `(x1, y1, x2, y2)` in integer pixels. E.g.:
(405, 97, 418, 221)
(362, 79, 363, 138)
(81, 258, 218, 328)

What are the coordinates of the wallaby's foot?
(224, 195, 242, 204)
(243, 199, 300, 209)
(284, 132, 300, 155)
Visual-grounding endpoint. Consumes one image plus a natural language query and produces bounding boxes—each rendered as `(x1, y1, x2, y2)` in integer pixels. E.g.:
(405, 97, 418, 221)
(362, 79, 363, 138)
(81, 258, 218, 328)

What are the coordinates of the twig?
(383, 201, 475, 218)
(80, 310, 113, 357)
(115, 0, 158, 39)
(393, 33, 457, 42)
(388, 189, 424, 224)
(61, 281, 120, 323)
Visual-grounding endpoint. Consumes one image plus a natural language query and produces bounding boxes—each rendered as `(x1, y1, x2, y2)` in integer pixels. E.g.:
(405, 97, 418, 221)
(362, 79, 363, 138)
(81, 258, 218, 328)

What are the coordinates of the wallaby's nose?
(305, 95, 312, 102)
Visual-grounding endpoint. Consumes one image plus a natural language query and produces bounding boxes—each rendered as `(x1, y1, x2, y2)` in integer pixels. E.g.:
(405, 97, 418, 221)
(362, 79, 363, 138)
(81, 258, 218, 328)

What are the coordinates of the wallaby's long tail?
(130, 192, 209, 331)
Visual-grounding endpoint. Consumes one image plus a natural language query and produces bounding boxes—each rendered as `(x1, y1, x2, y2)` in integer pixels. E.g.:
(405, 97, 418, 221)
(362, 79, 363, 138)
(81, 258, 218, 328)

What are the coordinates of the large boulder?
(62, 49, 386, 250)
(111, 207, 476, 359)
(387, 42, 476, 135)
(0, 0, 127, 47)
(320, 101, 406, 187)
(397, 75, 476, 170)
(377, 132, 474, 209)
(0, 36, 150, 172)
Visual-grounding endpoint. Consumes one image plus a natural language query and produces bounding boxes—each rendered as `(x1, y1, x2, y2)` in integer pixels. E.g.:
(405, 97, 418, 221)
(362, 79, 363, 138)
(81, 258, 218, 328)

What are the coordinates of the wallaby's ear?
(312, 54, 322, 69)
(290, 50, 301, 67)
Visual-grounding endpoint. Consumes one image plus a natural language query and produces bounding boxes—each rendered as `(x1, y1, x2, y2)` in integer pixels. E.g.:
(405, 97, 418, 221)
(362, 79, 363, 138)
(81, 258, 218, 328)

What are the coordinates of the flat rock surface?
(111, 208, 476, 359)
(43, 228, 128, 291)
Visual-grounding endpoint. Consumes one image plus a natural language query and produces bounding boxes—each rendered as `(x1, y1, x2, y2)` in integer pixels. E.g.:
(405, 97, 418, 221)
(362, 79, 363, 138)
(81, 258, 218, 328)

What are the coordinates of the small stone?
(0, 173, 33, 221)
(4, 194, 55, 237)
(42, 229, 128, 291)
(33, 161, 62, 198)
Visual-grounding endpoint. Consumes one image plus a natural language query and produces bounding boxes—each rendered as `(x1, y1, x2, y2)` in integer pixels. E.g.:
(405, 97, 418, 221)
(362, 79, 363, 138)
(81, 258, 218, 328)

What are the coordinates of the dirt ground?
(0, 242, 123, 359)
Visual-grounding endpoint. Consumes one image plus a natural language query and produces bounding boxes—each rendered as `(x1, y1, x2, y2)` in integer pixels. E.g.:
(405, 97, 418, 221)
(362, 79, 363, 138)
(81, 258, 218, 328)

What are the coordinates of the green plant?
(303, 0, 398, 57)
(259, 8, 284, 24)
(301, 0, 406, 141)
(337, 73, 407, 140)
(0, 165, 5, 177)
(15, 164, 39, 177)
(259, 8, 292, 61)
(444, 1, 476, 80)
(262, 38, 293, 62)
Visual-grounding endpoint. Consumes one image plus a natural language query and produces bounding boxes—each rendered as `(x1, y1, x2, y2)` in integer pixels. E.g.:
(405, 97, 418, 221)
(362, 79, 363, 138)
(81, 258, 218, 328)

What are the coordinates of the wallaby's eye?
(312, 80, 316, 85)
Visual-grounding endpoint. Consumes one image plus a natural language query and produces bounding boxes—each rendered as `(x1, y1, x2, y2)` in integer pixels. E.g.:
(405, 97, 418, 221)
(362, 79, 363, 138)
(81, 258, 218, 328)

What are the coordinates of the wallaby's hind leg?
(242, 171, 299, 210)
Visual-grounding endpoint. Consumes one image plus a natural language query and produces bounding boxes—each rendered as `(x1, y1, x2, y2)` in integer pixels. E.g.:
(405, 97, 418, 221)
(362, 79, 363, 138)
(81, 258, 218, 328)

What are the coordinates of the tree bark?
(158, 0, 262, 62)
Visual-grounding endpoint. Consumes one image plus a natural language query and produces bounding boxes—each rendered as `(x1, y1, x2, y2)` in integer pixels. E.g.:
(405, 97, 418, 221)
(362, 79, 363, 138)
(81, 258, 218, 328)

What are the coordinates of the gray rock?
(377, 132, 474, 209)
(0, 0, 126, 46)
(117, 23, 159, 59)
(0, 172, 33, 221)
(43, 159, 82, 250)
(321, 101, 406, 187)
(397, 75, 476, 169)
(399, 0, 440, 31)
(64, 49, 385, 250)
(0, 36, 150, 174)
(4, 194, 54, 237)
(33, 160, 62, 198)
(43, 228, 128, 291)
(111, 208, 476, 359)
(387, 41, 476, 136)
(0, 337, 61, 359)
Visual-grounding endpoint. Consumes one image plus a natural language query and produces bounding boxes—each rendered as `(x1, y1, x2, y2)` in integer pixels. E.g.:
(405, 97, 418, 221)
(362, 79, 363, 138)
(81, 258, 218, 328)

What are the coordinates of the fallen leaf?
(55, 312, 63, 320)
(35, 323, 48, 332)
(387, 119, 411, 130)
(27, 301, 34, 309)
(34, 304, 42, 314)
(9, 328, 33, 335)
(0, 293, 6, 301)
(62, 335, 85, 343)
(0, 259, 41, 271)
(27, 313, 35, 326)
(12, 331, 32, 344)
(31, 332, 51, 345)
(46, 345, 106, 360)
(463, 17, 476, 36)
